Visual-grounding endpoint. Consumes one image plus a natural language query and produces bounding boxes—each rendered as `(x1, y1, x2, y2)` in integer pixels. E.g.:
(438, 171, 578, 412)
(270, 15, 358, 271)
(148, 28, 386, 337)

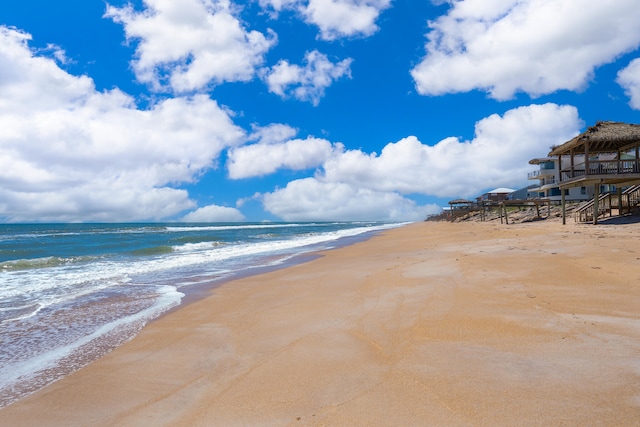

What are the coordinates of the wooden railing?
(561, 160, 640, 181)
(574, 185, 640, 222)
(574, 193, 612, 222)
(528, 169, 555, 179)
(623, 185, 640, 213)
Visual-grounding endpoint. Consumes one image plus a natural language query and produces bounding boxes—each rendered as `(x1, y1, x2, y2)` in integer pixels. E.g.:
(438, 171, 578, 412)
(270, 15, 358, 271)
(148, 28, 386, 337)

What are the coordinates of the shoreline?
(171, 226, 387, 312)
(0, 223, 393, 409)
(1, 220, 640, 425)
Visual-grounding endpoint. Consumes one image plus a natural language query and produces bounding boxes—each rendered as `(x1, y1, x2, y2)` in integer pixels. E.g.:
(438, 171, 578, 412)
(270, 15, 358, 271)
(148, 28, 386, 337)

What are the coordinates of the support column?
(617, 150, 622, 174)
(561, 189, 566, 225)
(585, 142, 590, 176)
(617, 186, 623, 215)
(593, 183, 600, 225)
(570, 151, 575, 178)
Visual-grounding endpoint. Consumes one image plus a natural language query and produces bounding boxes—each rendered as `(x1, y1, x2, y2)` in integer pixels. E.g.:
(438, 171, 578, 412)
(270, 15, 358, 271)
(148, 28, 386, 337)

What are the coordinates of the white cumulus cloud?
(105, 0, 276, 92)
(246, 123, 299, 144)
(259, 103, 582, 221)
(0, 26, 244, 223)
(227, 124, 339, 178)
(617, 58, 640, 110)
(258, 0, 299, 16)
(302, 0, 391, 40)
(263, 50, 352, 105)
(258, 0, 390, 40)
(321, 103, 582, 198)
(411, 0, 640, 100)
(181, 204, 245, 222)
(262, 179, 437, 221)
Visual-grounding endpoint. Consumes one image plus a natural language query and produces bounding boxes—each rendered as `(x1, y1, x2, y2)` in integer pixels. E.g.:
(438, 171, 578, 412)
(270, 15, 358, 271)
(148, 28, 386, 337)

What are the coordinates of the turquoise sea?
(0, 221, 404, 407)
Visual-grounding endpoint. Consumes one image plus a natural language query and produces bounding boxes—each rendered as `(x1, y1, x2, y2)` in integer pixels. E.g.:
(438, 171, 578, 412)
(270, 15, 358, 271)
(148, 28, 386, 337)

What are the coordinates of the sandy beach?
(1, 219, 640, 426)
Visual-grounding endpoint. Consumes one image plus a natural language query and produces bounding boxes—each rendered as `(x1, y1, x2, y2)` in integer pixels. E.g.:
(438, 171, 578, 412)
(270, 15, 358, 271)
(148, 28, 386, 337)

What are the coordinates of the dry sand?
(1, 219, 640, 426)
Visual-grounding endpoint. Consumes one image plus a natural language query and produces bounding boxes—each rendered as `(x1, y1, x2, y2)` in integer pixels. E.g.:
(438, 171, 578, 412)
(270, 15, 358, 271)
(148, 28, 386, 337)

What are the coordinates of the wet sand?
(1, 220, 640, 426)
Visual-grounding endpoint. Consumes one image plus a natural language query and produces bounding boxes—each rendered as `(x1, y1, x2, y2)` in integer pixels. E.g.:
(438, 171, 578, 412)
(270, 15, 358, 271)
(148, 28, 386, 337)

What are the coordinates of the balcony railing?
(560, 160, 640, 182)
(528, 169, 555, 179)
(541, 177, 556, 185)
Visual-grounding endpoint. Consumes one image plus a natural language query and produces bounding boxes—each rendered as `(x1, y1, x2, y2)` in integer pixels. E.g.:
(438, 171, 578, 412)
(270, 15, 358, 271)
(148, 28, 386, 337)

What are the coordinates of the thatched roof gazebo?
(549, 121, 640, 157)
(548, 121, 640, 224)
(448, 198, 474, 207)
(446, 199, 475, 221)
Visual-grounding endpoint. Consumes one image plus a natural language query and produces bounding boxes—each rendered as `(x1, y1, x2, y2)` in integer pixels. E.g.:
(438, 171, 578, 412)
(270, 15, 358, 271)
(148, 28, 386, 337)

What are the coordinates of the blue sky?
(1, 0, 639, 223)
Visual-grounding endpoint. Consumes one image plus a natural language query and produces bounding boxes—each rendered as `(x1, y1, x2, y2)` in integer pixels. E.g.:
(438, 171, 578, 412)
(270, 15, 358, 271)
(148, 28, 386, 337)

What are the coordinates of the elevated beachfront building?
(476, 187, 515, 204)
(546, 121, 640, 224)
(527, 157, 592, 203)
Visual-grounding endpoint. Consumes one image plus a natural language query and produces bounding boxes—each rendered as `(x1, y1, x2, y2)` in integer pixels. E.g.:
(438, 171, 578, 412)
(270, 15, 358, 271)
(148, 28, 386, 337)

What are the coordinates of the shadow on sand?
(594, 214, 640, 225)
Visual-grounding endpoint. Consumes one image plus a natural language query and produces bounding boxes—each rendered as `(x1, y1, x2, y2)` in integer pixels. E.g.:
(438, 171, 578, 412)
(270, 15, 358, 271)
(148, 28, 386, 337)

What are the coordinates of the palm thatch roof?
(549, 121, 640, 156)
(529, 157, 554, 165)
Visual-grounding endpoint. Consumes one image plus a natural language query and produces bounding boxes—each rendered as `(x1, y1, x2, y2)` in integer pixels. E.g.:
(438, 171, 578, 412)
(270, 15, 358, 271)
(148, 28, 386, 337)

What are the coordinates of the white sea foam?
(0, 223, 402, 318)
(0, 285, 183, 407)
(173, 241, 225, 252)
(0, 303, 43, 323)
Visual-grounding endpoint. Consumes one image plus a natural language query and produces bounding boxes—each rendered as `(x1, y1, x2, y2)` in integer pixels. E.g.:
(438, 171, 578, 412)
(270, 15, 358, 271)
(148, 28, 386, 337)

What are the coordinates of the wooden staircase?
(574, 185, 640, 222)
(625, 184, 640, 211)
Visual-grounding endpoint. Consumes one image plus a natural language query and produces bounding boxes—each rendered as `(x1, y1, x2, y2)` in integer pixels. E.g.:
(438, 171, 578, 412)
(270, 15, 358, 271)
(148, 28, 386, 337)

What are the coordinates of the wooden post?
(617, 150, 622, 174)
(561, 190, 566, 225)
(585, 142, 590, 176)
(570, 150, 574, 179)
(617, 186, 623, 215)
(593, 183, 600, 225)
(504, 204, 509, 225)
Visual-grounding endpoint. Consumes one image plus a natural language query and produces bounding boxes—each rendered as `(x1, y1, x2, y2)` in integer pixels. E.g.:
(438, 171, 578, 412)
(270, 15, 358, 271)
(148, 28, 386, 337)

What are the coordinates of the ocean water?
(0, 221, 403, 407)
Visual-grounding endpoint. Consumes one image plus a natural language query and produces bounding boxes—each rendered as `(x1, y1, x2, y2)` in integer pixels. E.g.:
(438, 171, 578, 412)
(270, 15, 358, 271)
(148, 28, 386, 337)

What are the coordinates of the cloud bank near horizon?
(0, 26, 243, 222)
(256, 103, 582, 221)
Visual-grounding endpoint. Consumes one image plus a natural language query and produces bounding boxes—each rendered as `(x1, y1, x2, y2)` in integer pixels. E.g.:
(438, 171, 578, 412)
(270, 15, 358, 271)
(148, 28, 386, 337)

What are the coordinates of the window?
(540, 161, 555, 170)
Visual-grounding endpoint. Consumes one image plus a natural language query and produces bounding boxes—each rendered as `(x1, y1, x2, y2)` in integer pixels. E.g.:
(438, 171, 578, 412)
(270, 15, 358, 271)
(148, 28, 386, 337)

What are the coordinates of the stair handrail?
(574, 192, 611, 222)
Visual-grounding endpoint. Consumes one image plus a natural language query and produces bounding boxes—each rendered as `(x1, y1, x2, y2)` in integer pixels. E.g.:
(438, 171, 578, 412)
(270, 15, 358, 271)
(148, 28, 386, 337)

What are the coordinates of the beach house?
(527, 157, 592, 203)
(475, 187, 515, 204)
(547, 121, 640, 224)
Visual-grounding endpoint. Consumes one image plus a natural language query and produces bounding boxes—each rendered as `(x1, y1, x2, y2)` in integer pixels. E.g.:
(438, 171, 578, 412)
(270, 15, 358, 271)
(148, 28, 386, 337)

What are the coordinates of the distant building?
(511, 184, 537, 200)
(476, 187, 515, 204)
